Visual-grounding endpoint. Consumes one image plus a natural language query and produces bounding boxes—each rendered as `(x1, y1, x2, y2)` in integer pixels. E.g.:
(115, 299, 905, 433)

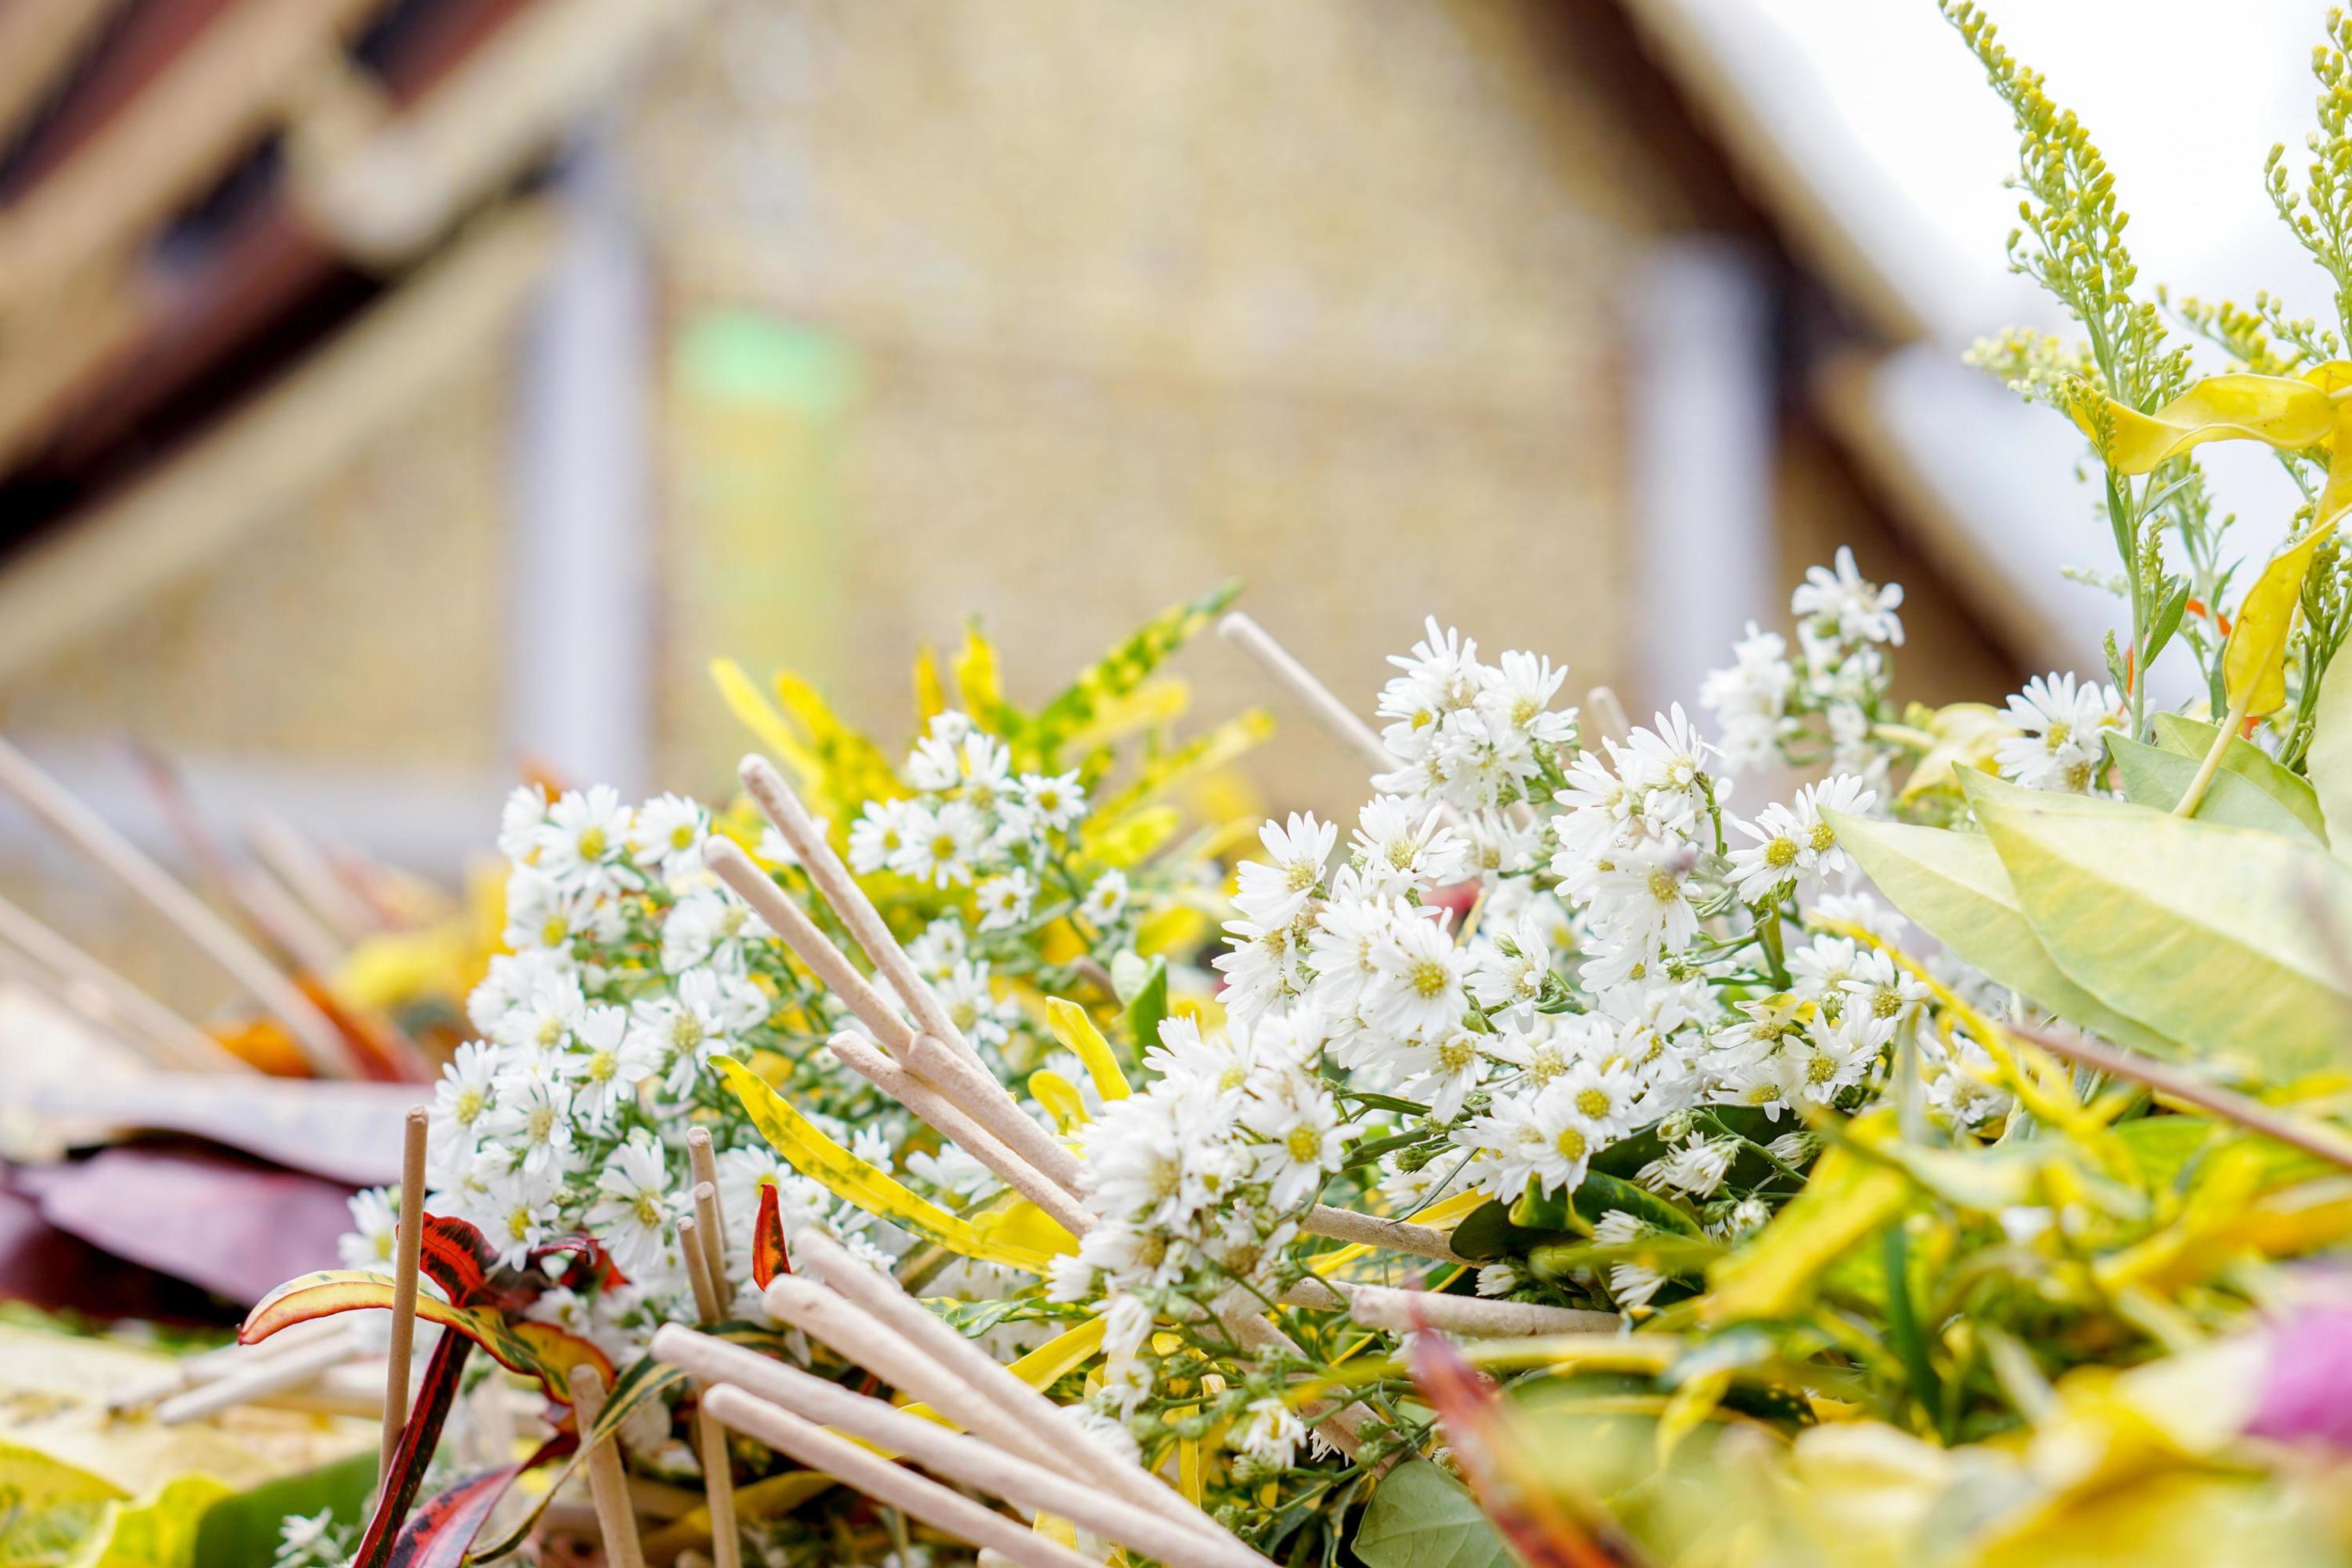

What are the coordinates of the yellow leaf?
(1044, 998, 1131, 1101)
(913, 645, 947, 722)
(2079, 368, 2341, 473)
(2223, 517, 2340, 717)
(1896, 702, 2012, 801)
(970, 1191, 1082, 1262)
(712, 1054, 1060, 1272)
(1028, 1068, 1089, 1132)
(1702, 1145, 1909, 1325)
(954, 623, 1010, 733)
(1063, 678, 1193, 755)
(1083, 710, 1276, 832)
(710, 658, 822, 784)
(1086, 806, 1182, 869)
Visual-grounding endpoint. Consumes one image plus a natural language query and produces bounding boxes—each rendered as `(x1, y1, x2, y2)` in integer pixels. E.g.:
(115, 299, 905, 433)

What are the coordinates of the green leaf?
(1446, 1199, 1526, 1262)
(2306, 654, 2352, 863)
(1822, 808, 2182, 1058)
(1121, 955, 1169, 1051)
(192, 1452, 376, 1568)
(1352, 1459, 1512, 1568)
(2108, 733, 2321, 842)
(1963, 770, 2352, 1081)
(2147, 713, 2326, 841)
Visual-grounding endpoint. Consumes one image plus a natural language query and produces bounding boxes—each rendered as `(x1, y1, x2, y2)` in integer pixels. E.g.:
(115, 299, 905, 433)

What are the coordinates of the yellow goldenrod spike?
(1045, 998, 1131, 1101)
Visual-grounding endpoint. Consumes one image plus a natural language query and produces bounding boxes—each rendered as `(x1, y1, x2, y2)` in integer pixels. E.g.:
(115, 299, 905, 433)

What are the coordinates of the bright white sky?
(1738, 0, 2334, 343)
(1691, 0, 2341, 558)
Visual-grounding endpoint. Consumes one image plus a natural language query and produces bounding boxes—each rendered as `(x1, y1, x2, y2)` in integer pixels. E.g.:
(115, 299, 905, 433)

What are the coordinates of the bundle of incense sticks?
(0, 734, 434, 1080)
(704, 750, 1609, 1460)
(654, 1228, 1277, 1568)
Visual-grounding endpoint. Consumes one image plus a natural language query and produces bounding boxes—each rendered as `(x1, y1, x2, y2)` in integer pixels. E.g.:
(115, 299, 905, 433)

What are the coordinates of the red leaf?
(382, 1433, 570, 1568)
(417, 1214, 518, 1310)
(385, 1464, 520, 1568)
(354, 1330, 473, 1568)
(751, 1179, 790, 1288)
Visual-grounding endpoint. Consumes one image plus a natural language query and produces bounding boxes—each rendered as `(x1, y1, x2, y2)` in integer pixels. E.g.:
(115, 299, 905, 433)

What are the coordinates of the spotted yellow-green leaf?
(2107, 734, 2322, 843)
(712, 1054, 1061, 1272)
(1044, 997, 1131, 1101)
(1824, 808, 2182, 1059)
(2306, 653, 2352, 864)
(241, 1273, 609, 1402)
(1963, 771, 2352, 1081)
(1029, 582, 1240, 758)
(2224, 518, 2340, 717)
(2150, 712, 2326, 841)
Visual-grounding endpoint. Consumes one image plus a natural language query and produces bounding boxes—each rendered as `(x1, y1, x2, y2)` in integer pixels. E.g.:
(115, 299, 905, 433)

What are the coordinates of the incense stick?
(737, 757, 986, 1072)
(568, 1363, 648, 1568)
(674, 1192, 744, 1568)
(1582, 686, 1631, 746)
(897, 1030, 1085, 1195)
(1218, 612, 1392, 774)
(704, 839, 916, 1050)
(1300, 1205, 1464, 1265)
(1218, 1307, 1370, 1458)
(378, 1106, 427, 1484)
(827, 1033, 1094, 1235)
(157, 1333, 359, 1425)
(702, 1386, 1092, 1568)
(0, 888, 244, 1071)
(1339, 1283, 1619, 1336)
(658, 1331, 1268, 1568)
(784, 1232, 1216, 1535)
(0, 738, 358, 1075)
(742, 1282, 1127, 1498)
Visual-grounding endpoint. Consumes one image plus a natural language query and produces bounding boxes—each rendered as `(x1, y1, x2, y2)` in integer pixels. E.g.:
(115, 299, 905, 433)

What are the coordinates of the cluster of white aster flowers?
(1048, 593, 2046, 1370)
(1994, 671, 2127, 794)
(849, 711, 1130, 940)
(1048, 1009, 1342, 1406)
(1702, 546, 1906, 782)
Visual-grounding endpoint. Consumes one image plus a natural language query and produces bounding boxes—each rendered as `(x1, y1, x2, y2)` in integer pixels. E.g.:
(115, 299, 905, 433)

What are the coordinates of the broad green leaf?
(2306, 654, 2352, 862)
(1353, 1459, 1513, 1568)
(1121, 956, 1170, 1056)
(1823, 809, 2182, 1059)
(1963, 772, 2352, 1081)
(2150, 712, 2327, 841)
(2107, 734, 2322, 843)
(192, 1454, 376, 1568)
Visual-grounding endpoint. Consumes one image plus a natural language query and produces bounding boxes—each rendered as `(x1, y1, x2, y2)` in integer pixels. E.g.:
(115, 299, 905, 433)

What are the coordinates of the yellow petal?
(1027, 1067, 1090, 1132)
(2223, 517, 2341, 717)
(1045, 997, 1132, 1101)
(2080, 371, 2335, 474)
(710, 658, 822, 785)
(712, 1054, 1061, 1272)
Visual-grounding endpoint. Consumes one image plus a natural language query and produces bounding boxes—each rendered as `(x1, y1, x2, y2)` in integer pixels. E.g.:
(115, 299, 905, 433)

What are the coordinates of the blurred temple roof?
(0, 0, 2134, 703)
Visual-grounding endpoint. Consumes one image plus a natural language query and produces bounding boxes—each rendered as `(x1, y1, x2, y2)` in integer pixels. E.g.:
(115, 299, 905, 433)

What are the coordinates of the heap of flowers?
(240, 8, 2352, 1567)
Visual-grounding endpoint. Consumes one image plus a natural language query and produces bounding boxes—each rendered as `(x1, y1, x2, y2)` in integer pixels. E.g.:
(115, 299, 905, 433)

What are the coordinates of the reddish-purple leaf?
(416, 1213, 516, 1310)
(386, 1464, 520, 1568)
(353, 1330, 473, 1568)
(22, 1144, 354, 1304)
(752, 1180, 790, 1288)
(0, 1178, 226, 1324)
